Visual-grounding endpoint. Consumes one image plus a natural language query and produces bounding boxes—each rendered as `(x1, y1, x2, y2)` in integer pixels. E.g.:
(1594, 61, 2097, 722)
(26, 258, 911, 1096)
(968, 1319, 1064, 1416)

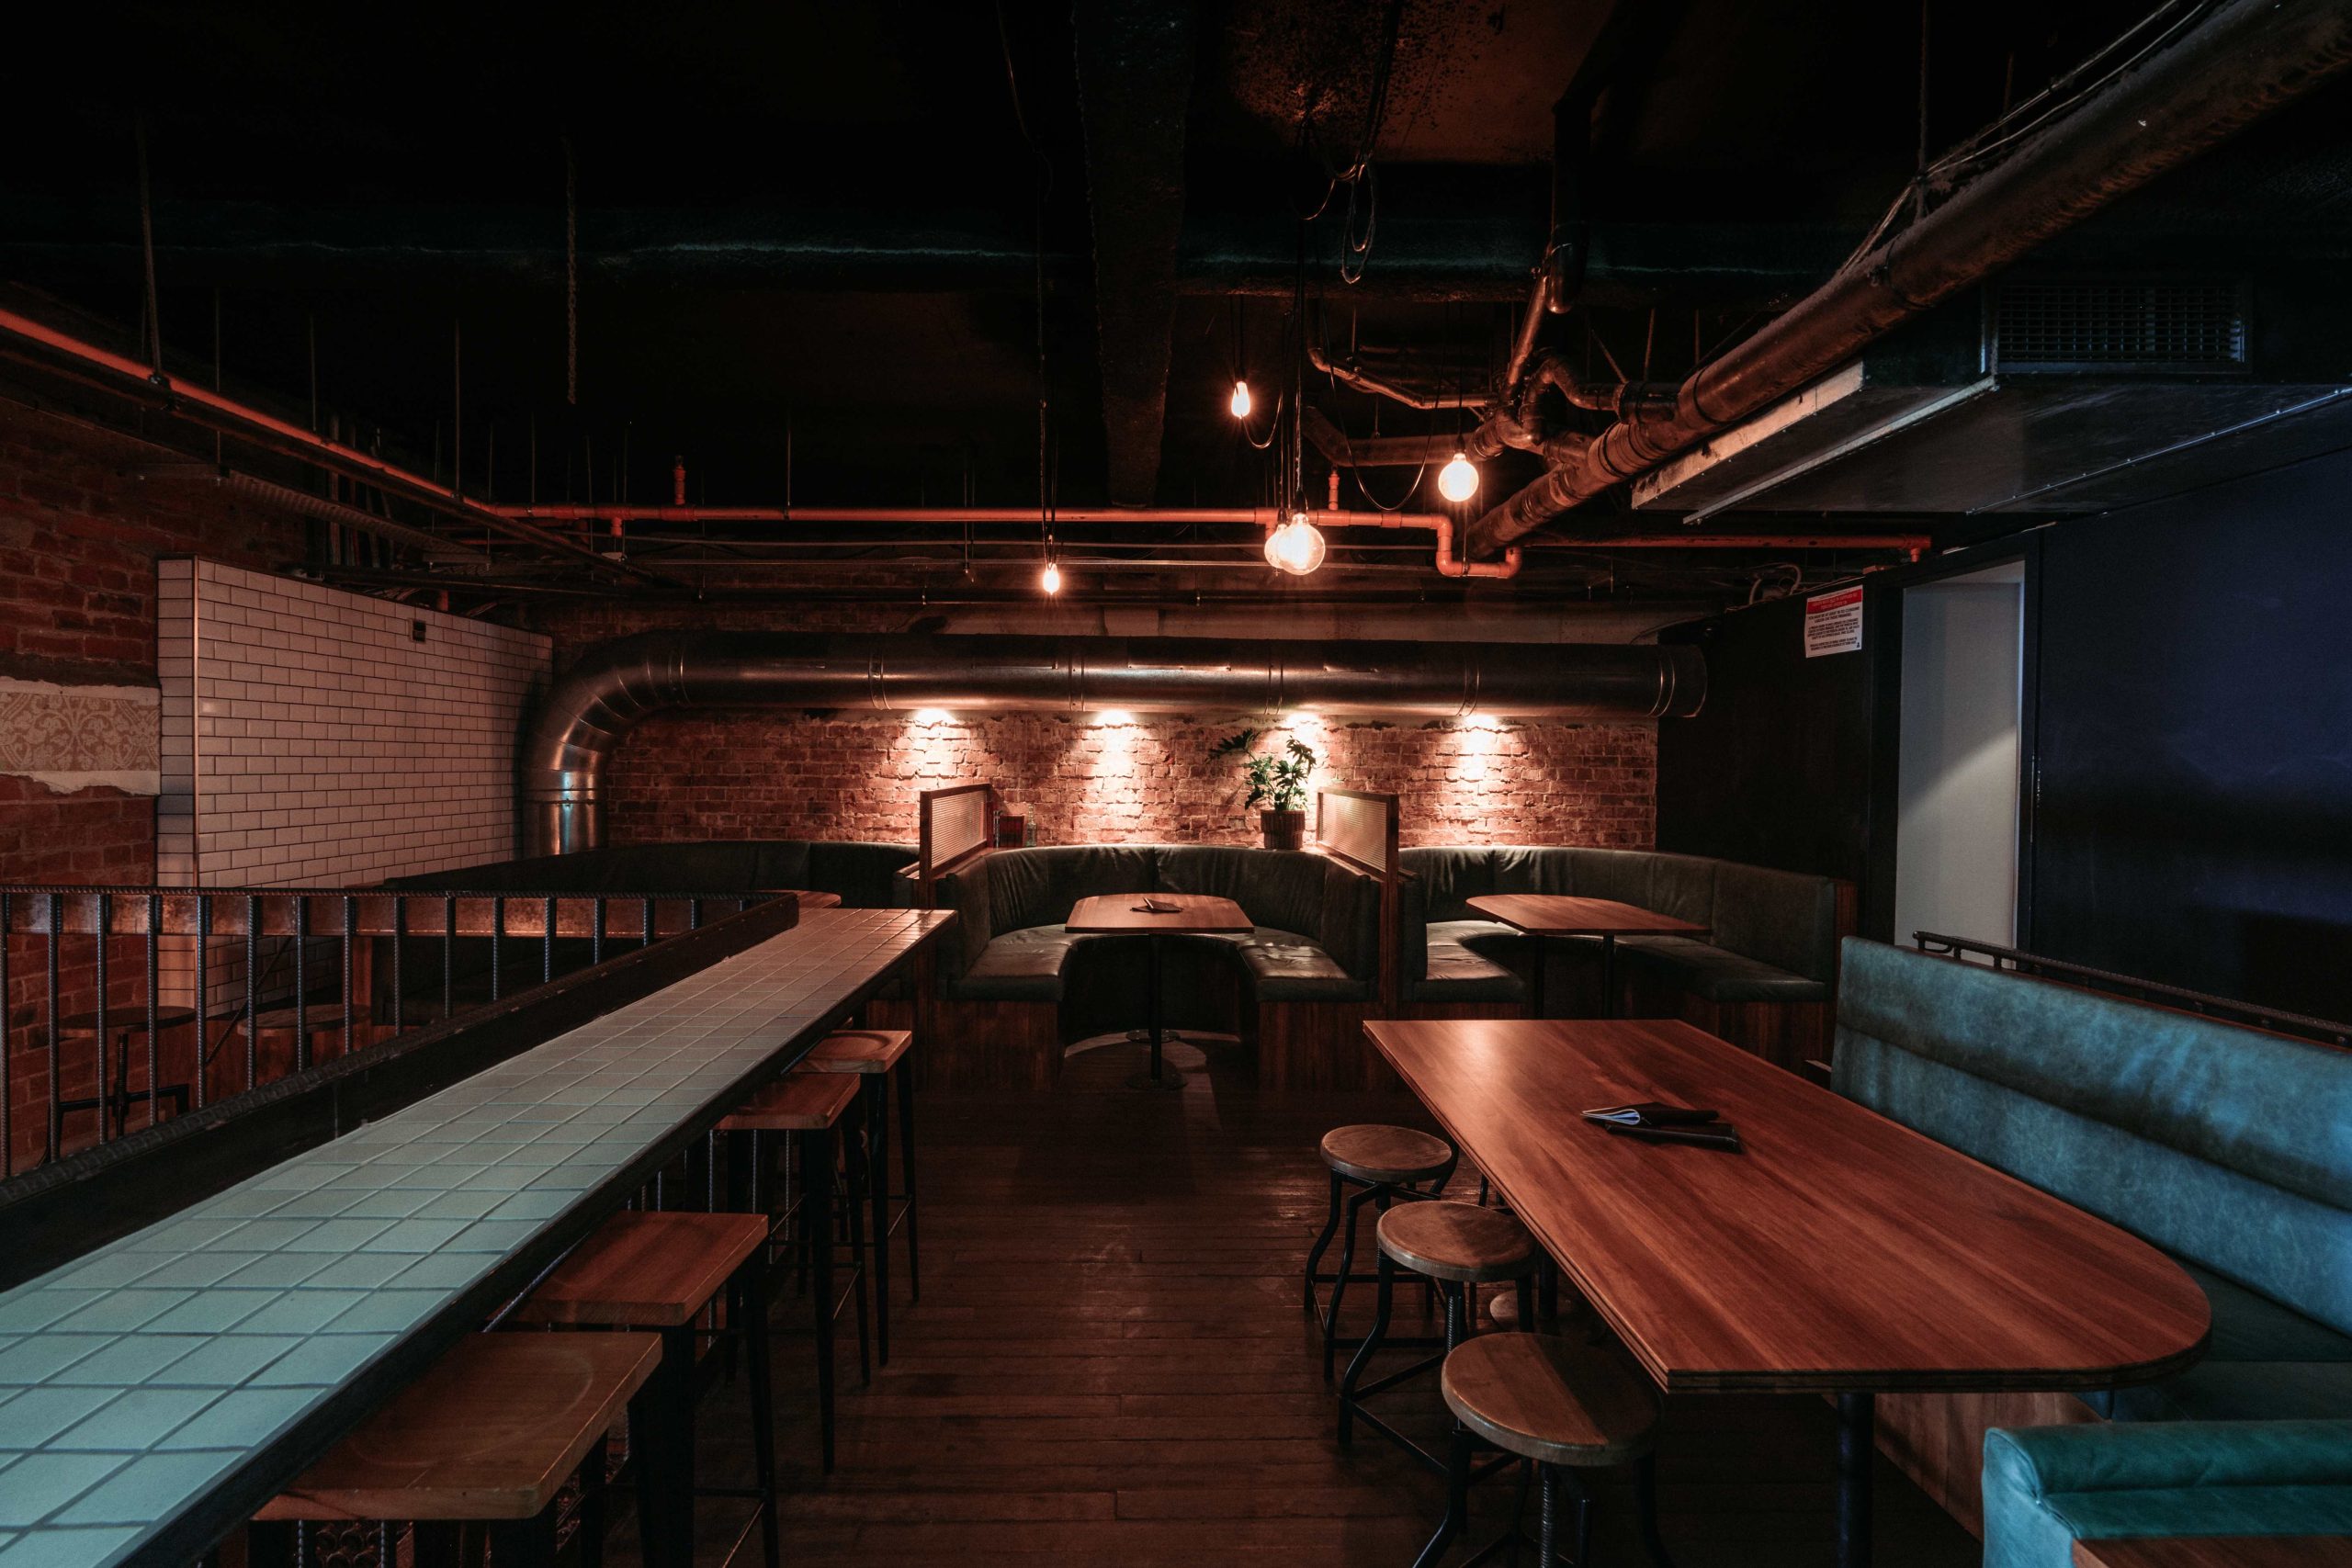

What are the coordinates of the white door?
(1894, 561, 2025, 949)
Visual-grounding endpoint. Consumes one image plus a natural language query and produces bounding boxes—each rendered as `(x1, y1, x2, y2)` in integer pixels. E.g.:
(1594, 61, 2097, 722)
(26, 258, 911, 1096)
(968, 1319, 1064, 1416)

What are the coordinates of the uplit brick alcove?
(606, 708, 1657, 848)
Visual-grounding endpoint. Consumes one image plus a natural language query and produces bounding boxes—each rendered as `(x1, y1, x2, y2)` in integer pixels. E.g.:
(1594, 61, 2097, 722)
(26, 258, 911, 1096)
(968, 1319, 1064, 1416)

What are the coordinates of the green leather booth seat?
(930, 844, 1380, 1007)
(388, 840, 917, 909)
(1834, 938, 2352, 1428)
(1396, 845, 1844, 1006)
(1981, 1419, 2352, 1568)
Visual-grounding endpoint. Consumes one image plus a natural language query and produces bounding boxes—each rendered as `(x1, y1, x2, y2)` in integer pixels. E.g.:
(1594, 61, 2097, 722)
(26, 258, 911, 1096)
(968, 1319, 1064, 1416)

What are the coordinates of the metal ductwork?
(523, 632, 1707, 855)
(1464, 0, 2352, 556)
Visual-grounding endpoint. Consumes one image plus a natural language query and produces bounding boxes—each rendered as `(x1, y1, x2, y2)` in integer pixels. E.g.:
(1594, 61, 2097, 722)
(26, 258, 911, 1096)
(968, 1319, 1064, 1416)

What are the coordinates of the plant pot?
(1259, 808, 1306, 852)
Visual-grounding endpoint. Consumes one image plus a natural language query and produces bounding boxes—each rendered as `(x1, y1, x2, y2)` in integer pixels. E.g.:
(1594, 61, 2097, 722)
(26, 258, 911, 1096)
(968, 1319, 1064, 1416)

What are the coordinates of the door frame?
(1860, 532, 2044, 947)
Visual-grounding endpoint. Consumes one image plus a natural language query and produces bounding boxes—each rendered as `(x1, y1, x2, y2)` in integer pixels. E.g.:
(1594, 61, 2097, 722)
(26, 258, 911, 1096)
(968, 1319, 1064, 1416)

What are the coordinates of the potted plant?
(1215, 728, 1317, 850)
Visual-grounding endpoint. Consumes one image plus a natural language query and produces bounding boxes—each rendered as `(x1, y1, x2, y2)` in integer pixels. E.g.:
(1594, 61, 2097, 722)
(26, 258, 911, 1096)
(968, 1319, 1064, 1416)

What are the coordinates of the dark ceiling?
(3, 0, 2348, 607)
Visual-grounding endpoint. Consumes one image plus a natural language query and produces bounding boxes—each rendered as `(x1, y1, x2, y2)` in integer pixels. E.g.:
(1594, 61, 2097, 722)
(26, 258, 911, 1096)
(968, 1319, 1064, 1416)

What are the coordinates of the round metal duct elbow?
(521, 631, 1705, 854)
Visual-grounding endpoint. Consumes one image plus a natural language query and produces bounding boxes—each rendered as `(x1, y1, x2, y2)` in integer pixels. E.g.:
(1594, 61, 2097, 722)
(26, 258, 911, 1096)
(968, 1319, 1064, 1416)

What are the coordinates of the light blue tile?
(118, 1218, 242, 1250)
(142, 1293, 268, 1337)
(46, 1337, 202, 1389)
(294, 1255, 408, 1291)
(0, 1451, 130, 1527)
(214, 1256, 333, 1291)
(48, 1389, 220, 1453)
(489, 1191, 575, 1221)
(153, 1388, 313, 1451)
(447, 1221, 540, 1253)
(279, 1220, 394, 1253)
(320, 1292, 440, 1337)
(0, 1387, 117, 1447)
(0, 1337, 110, 1385)
(388, 1253, 493, 1292)
(0, 1296, 101, 1337)
(214, 1220, 317, 1250)
(129, 1255, 252, 1290)
(46, 1257, 157, 1293)
(249, 1336, 390, 1389)
(195, 1189, 295, 1220)
(412, 1192, 501, 1221)
(145, 1337, 294, 1389)
(51, 1294, 190, 1337)
(220, 1293, 363, 1337)
(334, 1190, 435, 1221)
(0, 1525, 142, 1568)
(52, 1447, 243, 1525)
(356, 1219, 468, 1253)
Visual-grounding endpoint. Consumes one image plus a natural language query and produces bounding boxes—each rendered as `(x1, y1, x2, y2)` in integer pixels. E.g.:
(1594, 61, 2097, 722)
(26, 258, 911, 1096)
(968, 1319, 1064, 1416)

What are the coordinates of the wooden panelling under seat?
(918, 998, 1062, 1091)
(1244, 998, 1398, 1092)
(1875, 1390, 2101, 1540)
(1614, 970, 1835, 1075)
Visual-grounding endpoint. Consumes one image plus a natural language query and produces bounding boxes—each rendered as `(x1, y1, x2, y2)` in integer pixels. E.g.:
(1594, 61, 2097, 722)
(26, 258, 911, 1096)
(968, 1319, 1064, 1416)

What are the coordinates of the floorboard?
(621, 1033, 1982, 1567)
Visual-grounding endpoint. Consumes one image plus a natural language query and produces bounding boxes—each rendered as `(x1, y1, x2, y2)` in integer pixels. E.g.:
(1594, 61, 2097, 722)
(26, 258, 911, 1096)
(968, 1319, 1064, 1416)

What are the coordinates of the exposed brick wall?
(0, 406, 312, 1169)
(607, 710, 1655, 849)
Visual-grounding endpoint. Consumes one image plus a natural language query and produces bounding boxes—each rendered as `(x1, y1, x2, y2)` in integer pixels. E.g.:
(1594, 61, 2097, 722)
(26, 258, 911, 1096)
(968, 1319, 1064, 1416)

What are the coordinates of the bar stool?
(51, 1006, 196, 1146)
(509, 1212, 777, 1568)
(1416, 1331, 1672, 1568)
(801, 1027, 920, 1365)
(1304, 1123, 1457, 1379)
(1340, 1200, 1537, 1470)
(719, 1068, 869, 1472)
(250, 1334, 660, 1568)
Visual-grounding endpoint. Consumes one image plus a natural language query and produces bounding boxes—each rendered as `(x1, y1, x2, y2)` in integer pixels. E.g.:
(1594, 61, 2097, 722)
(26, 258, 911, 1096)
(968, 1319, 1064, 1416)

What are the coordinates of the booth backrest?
(390, 840, 916, 908)
(1396, 846, 1845, 986)
(933, 844, 1383, 981)
(1834, 938, 2352, 1337)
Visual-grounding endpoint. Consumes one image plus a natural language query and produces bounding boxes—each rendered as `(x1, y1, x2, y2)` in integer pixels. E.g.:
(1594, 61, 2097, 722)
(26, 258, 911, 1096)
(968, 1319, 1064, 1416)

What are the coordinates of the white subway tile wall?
(156, 560, 550, 890)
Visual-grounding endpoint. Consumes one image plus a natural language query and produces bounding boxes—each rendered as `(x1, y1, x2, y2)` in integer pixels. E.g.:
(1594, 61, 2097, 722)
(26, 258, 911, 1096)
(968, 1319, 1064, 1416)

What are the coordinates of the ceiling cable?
(132, 117, 164, 381)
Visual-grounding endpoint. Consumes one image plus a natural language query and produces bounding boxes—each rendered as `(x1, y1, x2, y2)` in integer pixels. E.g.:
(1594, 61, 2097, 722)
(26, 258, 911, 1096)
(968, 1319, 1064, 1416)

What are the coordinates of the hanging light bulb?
(1437, 449, 1480, 503)
(1263, 512, 1327, 576)
(1040, 560, 1062, 595)
(1229, 378, 1252, 420)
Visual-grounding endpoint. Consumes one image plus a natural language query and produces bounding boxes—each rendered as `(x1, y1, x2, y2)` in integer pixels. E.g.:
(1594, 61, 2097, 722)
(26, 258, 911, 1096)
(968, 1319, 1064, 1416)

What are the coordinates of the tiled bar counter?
(0, 908, 951, 1568)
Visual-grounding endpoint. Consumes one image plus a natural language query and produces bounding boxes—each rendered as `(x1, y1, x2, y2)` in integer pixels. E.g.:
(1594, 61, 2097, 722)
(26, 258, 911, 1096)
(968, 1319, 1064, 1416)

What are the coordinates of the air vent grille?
(1993, 280, 2246, 372)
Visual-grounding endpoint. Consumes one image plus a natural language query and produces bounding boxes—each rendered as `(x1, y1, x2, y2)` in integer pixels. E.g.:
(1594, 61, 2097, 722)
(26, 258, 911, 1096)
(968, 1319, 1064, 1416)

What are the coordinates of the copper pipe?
(1464, 0, 2352, 557)
(0, 304, 679, 588)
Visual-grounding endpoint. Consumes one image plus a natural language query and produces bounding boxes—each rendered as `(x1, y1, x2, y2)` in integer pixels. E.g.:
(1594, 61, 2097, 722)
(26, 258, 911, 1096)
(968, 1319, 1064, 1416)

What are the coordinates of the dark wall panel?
(2030, 450, 2352, 1019)
(1657, 592, 1876, 886)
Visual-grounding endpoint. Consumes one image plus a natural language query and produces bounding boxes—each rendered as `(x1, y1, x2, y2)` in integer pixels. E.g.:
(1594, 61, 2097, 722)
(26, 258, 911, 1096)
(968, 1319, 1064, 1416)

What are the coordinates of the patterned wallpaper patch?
(0, 676, 160, 795)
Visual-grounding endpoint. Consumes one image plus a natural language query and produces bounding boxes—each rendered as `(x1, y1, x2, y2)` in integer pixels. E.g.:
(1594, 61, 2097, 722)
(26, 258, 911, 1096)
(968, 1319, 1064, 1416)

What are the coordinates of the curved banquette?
(925, 844, 1383, 1089)
(1399, 845, 1854, 1068)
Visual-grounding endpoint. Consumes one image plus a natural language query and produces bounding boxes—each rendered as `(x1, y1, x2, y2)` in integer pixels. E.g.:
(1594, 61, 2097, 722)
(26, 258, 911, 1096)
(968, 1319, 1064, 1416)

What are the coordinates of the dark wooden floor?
(644, 1033, 1981, 1567)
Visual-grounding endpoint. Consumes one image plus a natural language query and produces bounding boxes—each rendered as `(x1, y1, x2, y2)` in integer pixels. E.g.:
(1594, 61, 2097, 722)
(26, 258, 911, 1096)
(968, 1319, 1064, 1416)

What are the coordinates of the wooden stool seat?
(718, 1069, 860, 1132)
(1376, 1201, 1537, 1284)
(258, 1335, 659, 1521)
(249, 1005, 350, 1032)
(802, 1027, 913, 1075)
(1441, 1331, 1661, 1469)
(56, 1007, 199, 1034)
(1321, 1123, 1453, 1185)
(511, 1212, 766, 1327)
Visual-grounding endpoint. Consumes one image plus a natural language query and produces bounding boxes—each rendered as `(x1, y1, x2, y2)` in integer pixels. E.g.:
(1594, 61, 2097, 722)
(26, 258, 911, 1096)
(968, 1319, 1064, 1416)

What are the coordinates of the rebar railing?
(0, 885, 770, 1177)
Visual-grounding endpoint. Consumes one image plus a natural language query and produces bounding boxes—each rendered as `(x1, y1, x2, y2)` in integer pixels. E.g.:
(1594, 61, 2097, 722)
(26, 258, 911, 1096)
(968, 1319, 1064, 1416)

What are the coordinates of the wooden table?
(1067, 893, 1251, 1090)
(1464, 894, 1708, 1017)
(2076, 1540, 2352, 1568)
(1363, 1017, 2211, 1568)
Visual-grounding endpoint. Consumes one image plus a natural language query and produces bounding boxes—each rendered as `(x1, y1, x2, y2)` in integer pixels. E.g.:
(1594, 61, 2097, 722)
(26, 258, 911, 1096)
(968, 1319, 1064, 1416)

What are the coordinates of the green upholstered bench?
(1396, 846, 1850, 1063)
(927, 844, 1383, 1087)
(1830, 938, 2352, 1563)
(1981, 1420, 2352, 1568)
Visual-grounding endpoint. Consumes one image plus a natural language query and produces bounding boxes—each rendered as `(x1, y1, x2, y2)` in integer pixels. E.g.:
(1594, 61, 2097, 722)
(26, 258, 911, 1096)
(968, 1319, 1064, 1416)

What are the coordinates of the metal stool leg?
(579, 1433, 610, 1568)
(1337, 1248, 1397, 1450)
(1412, 1424, 1476, 1568)
(738, 1262, 780, 1568)
(864, 1072, 891, 1365)
(1304, 1169, 1345, 1313)
(1636, 1452, 1678, 1566)
(845, 1119, 873, 1388)
(895, 1059, 920, 1302)
(802, 1124, 838, 1472)
(1322, 1182, 1384, 1380)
